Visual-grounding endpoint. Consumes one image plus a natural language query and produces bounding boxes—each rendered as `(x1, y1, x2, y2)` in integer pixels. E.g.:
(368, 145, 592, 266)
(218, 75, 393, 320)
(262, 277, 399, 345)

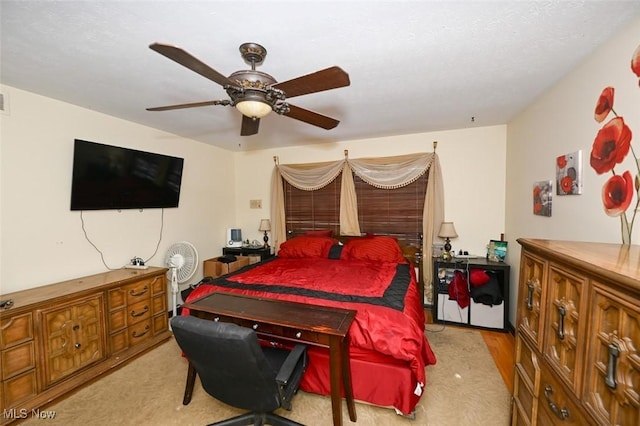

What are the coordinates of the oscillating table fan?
(165, 241, 198, 318)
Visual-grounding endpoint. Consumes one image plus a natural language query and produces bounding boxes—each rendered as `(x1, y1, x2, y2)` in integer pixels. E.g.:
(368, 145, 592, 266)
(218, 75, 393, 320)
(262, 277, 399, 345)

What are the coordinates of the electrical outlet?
(250, 199, 262, 209)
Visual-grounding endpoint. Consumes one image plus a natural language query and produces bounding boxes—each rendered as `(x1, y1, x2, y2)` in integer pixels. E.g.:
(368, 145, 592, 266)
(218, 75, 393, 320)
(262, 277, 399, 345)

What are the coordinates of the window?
(284, 175, 341, 236)
(354, 174, 426, 248)
(284, 169, 428, 248)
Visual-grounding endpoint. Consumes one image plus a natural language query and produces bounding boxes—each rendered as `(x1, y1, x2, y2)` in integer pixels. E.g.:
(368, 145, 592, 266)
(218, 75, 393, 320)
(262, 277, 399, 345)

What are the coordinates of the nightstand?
(433, 257, 510, 332)
(222, 246, 273, 263)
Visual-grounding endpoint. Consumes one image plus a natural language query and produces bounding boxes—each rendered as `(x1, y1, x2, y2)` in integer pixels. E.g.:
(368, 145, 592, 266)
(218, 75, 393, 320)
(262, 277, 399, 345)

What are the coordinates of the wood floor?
(479, 327, 515, 392)
(425, 310, 515, 393)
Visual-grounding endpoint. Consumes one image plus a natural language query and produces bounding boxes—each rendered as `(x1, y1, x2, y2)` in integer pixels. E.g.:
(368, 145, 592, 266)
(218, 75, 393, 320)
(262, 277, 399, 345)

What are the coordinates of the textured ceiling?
(2, 1, 639, 151)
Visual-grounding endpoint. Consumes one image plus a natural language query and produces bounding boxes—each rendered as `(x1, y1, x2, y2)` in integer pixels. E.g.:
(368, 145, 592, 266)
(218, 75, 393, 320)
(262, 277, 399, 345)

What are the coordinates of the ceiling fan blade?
(149, 43, 233, 87)
(146, 100, 228, 111)
(273, 66, 350, 98)
(284, 104, 340, 130)
(240, 115, 260, 136)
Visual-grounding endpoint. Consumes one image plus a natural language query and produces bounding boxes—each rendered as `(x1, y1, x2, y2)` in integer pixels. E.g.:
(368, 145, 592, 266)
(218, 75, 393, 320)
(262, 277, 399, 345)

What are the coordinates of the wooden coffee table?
(181, 292, 357, 426)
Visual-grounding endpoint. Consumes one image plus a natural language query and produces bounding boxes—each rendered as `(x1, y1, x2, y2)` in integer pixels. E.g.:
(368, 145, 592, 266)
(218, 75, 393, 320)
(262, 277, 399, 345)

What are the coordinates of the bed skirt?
(300, 345, 422, 415)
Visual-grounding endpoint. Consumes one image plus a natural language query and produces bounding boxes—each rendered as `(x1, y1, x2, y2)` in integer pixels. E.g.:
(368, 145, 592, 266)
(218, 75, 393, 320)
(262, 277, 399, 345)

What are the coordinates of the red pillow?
(341, 236, 406, 263)
(278, 236, 335, 258)
(304, 230, 333, 237)
(469, 269, 490, 287)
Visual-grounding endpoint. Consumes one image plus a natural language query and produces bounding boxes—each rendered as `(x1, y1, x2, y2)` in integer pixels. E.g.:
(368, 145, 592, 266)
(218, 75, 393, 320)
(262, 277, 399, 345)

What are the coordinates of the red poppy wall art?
(556, 150, 583, 195)
(589, 44, 640, 244)
(533, 180, 552, 217)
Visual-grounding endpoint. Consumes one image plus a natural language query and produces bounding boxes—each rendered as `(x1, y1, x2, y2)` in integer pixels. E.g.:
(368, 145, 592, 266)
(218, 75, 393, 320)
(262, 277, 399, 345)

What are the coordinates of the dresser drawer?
(543, 264, 587, 392)
(1, 341, 35, 380)
(513, 368, 535, 425)
(151, 293, 166, 315)
(108, 287, 127, 311)
(515, 334, 539, 389)
(128, 299, 151, 324)
(583, 281, 640, 426)
(539, 363, 590, 425)
(513, 334, 538, 425)
(152, 313, 167, 335)
(1, 369, 38, 408)
(150, 275, 165, 295)
(511, 400, 532, 426)
(125, 279, 153, 305)
(128, 319, 152, 345)
(109, 329, 129, 354)
(109, 308, 127, 332)
(108, 277, 160, 310)
(0, 312, 33, 349)
(517, 251, 547, 351)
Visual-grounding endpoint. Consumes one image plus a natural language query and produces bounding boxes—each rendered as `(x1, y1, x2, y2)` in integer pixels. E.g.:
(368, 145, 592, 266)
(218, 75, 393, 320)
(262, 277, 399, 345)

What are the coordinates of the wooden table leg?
(329, 336, 357, 425)
(341, 338, 356, 421)
(182, 361, 197, 405)
(329, 337, 343, 426)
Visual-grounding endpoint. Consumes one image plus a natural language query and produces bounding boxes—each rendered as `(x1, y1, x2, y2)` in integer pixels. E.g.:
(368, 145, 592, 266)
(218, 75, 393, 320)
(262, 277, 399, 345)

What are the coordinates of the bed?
(182, 234, 437, 416)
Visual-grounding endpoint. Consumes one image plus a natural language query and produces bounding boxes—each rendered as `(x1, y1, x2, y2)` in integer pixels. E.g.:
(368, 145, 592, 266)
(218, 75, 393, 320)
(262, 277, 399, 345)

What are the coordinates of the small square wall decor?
(556, 150, 583, 195)
(533, 180, 552, 217)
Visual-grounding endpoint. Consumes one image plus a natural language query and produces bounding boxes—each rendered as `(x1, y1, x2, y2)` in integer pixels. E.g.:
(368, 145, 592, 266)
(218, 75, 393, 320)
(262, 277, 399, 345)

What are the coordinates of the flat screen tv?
(70, 139, 184, 210)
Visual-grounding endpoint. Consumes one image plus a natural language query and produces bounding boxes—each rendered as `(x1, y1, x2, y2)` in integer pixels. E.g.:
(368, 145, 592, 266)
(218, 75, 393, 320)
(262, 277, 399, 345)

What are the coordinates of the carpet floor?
(21, 325, 511, 425)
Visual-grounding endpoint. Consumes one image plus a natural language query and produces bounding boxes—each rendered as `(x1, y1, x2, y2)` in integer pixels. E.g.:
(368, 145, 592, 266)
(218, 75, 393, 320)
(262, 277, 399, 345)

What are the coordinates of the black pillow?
(328, 244, 343, 260)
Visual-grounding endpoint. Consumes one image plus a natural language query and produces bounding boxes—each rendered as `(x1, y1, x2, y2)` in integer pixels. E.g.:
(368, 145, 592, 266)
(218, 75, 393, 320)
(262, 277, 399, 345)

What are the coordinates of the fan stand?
(167, 253, 186, 319)
(169, 265, 180, 318)
(165, 242, 198, 325)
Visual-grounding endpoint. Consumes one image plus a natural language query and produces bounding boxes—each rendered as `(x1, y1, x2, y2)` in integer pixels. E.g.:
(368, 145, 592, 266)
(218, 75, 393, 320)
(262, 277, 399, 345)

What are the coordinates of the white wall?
(0, 85, 509, 309)
(1, 86, 236, 294)
(505, 18, 640, 323)
(234, 126, 508, 262)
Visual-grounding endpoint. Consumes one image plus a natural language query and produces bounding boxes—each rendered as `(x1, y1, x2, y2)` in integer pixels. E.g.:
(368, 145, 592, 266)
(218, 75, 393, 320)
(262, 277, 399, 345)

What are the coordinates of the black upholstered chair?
(171, 315, 308, 426)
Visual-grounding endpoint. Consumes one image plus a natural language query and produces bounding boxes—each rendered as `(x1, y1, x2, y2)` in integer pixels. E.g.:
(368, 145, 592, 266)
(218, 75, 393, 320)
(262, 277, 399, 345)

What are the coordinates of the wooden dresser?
(512, 239, 640, 425)
(0, 267, 171, 424)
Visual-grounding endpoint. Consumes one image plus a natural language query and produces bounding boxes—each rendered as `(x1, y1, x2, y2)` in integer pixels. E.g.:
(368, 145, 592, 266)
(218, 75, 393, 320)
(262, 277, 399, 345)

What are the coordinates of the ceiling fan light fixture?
(236, 99, 272, 119)
(148, 41, 350, 136)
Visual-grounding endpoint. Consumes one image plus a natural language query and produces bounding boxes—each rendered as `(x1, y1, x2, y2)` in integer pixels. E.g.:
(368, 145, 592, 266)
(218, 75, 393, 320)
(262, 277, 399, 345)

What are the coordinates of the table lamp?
(438, 222, 458, 261)
(259, 219, 271, 248)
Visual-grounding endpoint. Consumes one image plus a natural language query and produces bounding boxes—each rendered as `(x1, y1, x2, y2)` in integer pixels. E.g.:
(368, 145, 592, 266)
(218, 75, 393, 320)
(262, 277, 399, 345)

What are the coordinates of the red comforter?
(183, 257, 436, 412)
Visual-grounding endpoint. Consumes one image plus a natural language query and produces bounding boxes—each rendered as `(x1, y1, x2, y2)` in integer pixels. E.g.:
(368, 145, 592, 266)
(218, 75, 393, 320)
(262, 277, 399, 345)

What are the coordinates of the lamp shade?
(258, 219, 271, 232)
(438, 222, 458, 239)
(236, 100, 272, 119)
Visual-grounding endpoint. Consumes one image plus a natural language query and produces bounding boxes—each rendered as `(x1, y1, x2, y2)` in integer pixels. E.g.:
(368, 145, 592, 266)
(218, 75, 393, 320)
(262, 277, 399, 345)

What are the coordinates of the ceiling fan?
(147, 42, 351, 136)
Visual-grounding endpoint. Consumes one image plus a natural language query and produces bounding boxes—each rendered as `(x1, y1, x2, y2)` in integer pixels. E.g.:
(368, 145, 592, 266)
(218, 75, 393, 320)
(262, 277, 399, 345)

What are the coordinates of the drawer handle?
(130, 305, 149, 317)
(526, 281, 535, 310)
(557, 305, 566, 340)
(132, 325, 150, 338)
(214, 317, 220, 322)
(74, 343, 81, 349)
(544, 385, 570, 420)
(296, 332, 302, 339)
(605, 343, 620, 389)
(253, 324, 259, 330)
(129, 285, 149, 297)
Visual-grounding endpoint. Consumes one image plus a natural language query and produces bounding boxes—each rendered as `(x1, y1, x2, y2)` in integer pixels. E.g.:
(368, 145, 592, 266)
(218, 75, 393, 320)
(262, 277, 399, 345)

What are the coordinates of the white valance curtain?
(270, 152, 444, 286)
